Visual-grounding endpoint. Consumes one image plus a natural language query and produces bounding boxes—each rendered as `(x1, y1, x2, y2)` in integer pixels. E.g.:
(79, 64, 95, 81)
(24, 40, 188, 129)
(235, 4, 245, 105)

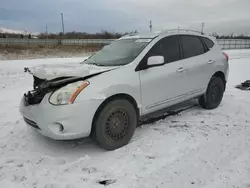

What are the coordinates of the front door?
(139, 35, 187, 115)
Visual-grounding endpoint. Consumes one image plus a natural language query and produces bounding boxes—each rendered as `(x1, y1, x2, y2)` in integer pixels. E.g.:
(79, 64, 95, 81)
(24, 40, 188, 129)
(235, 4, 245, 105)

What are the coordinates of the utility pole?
(149, 20, 152, 32)
(61, 13, 65, 34)
(46, 25, 48, 39)
(45, 25, 48, 46)
(201, 22, 204, 33)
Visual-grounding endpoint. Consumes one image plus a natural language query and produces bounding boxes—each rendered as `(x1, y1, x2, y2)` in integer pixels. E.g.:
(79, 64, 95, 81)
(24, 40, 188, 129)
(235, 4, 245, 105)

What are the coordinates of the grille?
(23, 117, 41, 130)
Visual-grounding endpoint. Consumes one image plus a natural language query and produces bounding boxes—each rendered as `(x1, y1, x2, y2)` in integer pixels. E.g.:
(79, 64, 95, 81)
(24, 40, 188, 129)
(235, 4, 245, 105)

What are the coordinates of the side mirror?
(147, 56, 164, 66)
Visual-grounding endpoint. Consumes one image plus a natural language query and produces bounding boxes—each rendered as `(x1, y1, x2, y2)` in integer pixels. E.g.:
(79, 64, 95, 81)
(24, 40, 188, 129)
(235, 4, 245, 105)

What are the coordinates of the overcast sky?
(0, 0, 249, 34)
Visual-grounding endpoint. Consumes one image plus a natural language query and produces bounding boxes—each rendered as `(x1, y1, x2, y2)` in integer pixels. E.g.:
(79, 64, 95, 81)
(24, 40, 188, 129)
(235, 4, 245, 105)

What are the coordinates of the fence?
(61, 39, 114, 45)
(0, 38, 250, 50)
(0, 38, 114, 46)
(0, 38, 60, 46)
(217, 39, 250, 50)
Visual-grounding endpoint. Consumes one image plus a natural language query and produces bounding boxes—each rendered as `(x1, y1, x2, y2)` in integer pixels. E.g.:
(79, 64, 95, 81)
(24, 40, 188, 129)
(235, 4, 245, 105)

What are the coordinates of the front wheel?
(199, 77, 225, 109)
(92, 99, 137, 150)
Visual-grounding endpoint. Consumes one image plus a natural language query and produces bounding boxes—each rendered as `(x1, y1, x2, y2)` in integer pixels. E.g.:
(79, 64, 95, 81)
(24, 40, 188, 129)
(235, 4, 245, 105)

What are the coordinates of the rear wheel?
(92, 99, 137, 150)
(199, 77, 225, 109)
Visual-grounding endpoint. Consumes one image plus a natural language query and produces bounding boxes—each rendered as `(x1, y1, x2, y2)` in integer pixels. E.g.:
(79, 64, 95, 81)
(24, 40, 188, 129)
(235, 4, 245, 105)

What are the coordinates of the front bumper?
(19, 93, 103, 140)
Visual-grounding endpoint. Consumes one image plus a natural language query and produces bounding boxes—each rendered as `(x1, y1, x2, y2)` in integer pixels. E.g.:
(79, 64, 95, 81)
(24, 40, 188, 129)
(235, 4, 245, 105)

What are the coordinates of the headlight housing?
(49, 81, 89, 105)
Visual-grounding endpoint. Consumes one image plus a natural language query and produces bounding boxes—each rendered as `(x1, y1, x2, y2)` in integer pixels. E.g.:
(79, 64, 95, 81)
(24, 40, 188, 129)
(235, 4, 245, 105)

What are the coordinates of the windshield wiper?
(87, 63, 105, 66)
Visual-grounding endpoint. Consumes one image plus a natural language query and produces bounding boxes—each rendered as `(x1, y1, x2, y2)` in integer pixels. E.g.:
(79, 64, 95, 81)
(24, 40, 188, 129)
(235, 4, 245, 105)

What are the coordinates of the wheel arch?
(90, 93, 140, 135)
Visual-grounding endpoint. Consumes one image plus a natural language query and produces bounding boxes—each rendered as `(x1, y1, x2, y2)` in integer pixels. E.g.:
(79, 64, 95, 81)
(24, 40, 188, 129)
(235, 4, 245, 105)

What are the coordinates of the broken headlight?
(49, 81, 89, 105)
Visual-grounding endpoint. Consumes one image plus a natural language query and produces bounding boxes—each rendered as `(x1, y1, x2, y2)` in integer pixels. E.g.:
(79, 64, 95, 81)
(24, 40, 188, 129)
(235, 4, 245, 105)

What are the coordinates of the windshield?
(83, 38, 151, 66)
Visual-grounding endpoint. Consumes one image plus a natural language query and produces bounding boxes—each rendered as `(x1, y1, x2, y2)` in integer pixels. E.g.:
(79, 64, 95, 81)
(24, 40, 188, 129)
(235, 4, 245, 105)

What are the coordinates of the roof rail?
(162, 29, 205, 35)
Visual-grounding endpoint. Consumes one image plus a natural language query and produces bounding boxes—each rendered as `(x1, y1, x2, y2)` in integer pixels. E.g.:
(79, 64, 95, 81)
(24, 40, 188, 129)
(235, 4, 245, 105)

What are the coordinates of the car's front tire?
(92, 99, 137, 150)
(199, 77, 225, 109)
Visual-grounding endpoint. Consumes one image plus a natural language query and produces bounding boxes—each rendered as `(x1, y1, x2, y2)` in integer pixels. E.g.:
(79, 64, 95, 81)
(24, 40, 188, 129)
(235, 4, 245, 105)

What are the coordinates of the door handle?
(207, 60, 215, 64)
(177, 67, 187, 73)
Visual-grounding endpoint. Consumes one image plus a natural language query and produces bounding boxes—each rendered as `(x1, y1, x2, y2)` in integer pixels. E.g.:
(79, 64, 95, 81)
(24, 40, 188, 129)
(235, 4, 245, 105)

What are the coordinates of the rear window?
(180, 35, 205, 59)
(202, 37, 214, 49)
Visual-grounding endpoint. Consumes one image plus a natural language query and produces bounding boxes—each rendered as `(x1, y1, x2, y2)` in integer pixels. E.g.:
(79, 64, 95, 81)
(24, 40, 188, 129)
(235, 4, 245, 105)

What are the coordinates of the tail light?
(222, 52, 229, 61)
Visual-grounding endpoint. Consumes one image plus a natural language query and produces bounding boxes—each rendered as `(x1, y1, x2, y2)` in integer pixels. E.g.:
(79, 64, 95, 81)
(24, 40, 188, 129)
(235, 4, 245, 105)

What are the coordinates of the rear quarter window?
(202, 37, 214, 49)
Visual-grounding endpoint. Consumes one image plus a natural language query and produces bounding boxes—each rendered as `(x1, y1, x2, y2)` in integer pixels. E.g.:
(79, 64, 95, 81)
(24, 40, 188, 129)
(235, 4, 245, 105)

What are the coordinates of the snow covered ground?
(0, 50, 250, 188)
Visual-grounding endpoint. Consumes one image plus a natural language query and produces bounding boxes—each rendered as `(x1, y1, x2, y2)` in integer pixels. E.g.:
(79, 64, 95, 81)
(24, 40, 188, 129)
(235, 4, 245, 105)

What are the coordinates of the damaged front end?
(24, 76, 85, 106)
(23, 67, 110, 106)
(24, 67, 47, 89)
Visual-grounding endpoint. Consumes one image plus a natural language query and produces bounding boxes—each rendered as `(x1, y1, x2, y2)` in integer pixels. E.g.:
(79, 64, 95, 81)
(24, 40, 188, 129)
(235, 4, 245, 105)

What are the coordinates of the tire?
(199, 77, 225, 109)
(92, 99, 137, 150)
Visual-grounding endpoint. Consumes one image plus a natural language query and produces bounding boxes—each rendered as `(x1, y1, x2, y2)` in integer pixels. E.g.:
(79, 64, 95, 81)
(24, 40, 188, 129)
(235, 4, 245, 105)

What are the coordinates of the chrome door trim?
(146, 88, 203, 109)
(146, 93, 186, 109)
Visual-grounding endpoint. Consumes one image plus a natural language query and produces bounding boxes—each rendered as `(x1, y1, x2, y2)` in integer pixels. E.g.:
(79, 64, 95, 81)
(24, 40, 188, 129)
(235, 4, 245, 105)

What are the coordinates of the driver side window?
(148, 35, 181, 64)
(148, 39, 165, 58)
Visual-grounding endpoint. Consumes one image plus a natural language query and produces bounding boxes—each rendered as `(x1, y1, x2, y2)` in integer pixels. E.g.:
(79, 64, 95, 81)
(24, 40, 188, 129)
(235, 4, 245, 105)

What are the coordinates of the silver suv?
(20, 29, 229, 150)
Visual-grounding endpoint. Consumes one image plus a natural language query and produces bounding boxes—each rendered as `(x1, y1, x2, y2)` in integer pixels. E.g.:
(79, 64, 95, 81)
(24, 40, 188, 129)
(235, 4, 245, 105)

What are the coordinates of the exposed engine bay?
(24, 76, 84, 106)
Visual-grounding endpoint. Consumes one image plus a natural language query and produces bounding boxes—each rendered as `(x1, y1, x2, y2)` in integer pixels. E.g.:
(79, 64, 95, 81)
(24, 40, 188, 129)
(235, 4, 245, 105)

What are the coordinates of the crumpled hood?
(25, 62, 119, 80)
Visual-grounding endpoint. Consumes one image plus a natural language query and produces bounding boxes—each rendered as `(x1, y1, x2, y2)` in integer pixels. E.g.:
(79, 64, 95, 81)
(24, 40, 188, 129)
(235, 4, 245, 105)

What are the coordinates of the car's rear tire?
(199, 77, 225, 109)
(92, 99, 137, 150)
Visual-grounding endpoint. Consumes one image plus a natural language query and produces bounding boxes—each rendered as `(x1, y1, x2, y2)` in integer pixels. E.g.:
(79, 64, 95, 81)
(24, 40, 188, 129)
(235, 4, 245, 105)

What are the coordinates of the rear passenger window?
(180, 35, 205, 59)
(202, 37, 214, 49)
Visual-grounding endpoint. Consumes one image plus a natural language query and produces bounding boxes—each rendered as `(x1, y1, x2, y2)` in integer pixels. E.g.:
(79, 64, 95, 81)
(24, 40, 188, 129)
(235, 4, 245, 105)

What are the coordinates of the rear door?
(179, 35, 214, 97)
